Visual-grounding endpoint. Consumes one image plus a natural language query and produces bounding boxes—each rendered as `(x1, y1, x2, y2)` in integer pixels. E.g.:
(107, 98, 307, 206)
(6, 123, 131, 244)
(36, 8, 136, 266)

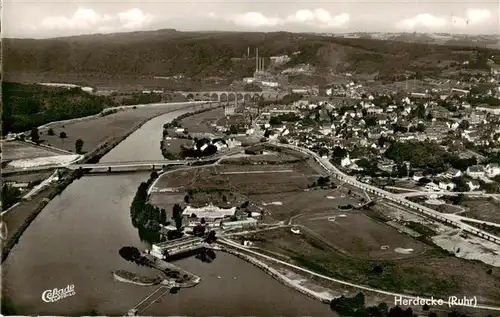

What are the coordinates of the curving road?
(395, 191, 494, 198)
(273, 142, 500, 245)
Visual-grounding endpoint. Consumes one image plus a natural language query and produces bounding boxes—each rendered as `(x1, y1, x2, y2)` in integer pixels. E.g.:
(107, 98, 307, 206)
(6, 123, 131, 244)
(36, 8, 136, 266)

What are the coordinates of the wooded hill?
(4, 30, 499, 81)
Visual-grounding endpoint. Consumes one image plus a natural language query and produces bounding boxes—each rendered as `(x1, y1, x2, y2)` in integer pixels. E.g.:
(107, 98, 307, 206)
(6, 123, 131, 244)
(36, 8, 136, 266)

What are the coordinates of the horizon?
(4, 28, 500, 41)
(3, 0, 499, 39)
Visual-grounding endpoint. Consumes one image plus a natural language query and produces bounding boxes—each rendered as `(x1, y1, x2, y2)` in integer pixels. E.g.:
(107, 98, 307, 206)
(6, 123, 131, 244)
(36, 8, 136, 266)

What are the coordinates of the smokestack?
(262, 58, 265, 71)
(247, 47, 250, 58)
(256, 48, 259, 72)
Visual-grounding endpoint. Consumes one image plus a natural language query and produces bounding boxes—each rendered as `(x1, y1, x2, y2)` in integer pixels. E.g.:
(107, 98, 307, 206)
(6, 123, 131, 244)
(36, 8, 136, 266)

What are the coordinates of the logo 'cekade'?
(42, 285, 76, 303)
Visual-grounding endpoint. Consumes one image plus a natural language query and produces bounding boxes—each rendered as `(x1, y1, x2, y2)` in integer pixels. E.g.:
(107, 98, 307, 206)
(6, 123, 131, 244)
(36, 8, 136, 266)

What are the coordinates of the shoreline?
(113, 271, 161, 286)
(214, 243, 332, 305)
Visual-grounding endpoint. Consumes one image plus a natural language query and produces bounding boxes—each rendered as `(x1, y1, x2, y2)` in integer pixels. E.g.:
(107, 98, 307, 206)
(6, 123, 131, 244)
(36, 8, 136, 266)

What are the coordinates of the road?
(3, 146, 244, 175)
(218, 238, 500, 311)
(273, 142, 500, 245)
(395, 191, 494, 198)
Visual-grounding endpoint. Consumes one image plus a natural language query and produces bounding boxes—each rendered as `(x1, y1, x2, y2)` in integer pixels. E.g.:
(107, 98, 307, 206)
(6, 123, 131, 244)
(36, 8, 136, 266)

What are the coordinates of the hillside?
(2, 82, 117, 134)
(4, 30, 500, 83)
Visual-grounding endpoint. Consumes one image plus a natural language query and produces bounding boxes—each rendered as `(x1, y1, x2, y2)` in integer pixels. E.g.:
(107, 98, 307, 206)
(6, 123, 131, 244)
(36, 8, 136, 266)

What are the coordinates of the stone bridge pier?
(163, 91, 284, 103)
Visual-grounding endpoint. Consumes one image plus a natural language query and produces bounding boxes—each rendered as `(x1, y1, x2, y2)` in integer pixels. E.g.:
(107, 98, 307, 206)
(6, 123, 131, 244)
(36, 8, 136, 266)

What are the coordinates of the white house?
(444, 168, 462, 179)
(485, 163, 500, 178)
(466, 180, 481, 191)
(424, 182, 440, 191)
(413, 172, 424, 181)
(182, 204, 237, 220)
(438, 180, 456, 191)
(340, 154, 351, 167)
(466, 165, 486, 179)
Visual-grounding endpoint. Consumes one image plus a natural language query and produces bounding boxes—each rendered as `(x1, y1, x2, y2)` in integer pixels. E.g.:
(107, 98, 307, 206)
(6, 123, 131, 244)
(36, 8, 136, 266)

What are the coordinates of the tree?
(150, 171, 158, 180)
(2, 184, 22, 210)
(47, 128, 54, 136)
(373, 265, 383, 274)
(229, 124, 238, 134)
(59, 131, 67, 138)
(75, 139, 84, 154)
(159, 209, 167, 225)
(172, 203, 183, 230)
(193, 224, 206, 237)
(30, 127, 39, 144)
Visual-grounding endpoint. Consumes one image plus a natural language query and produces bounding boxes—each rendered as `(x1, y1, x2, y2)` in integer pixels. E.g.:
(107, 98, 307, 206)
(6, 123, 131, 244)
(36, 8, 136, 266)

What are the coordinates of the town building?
(182, 204, 237, 221)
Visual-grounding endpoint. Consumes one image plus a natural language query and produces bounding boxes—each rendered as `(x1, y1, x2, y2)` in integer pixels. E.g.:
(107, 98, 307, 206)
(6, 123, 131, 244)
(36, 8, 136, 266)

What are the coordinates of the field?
(178, 107, 225, 134)
(247, 227, 500, 302)
(2, 171, 53, 184)
(162, 137, 193, 155)
(295, 211, 426, 260)
(219, 152, 303, 164)
(1, 141, 65, 161)
(39, 106, 181, 152)
(459, 198, 500, 224)
(251, 189, 358, 221)
(153, 163, 320, 196)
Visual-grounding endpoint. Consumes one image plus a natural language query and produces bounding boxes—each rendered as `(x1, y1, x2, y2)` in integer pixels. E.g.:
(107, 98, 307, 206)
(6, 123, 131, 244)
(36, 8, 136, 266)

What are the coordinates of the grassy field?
(1, 141, 64, 161)
(2, 171, 53, 183)
(162, 137, 193, 156)
(178, 107, 225, 134)
(153, 163, 319, 196)
(38, 106, 181, 152)
(459, 198, 500, 224)
(246, 227, 500, 302)
(295, 212, 426, 260)
(219, 152, 304, 164)
(251, 189, 359, 221)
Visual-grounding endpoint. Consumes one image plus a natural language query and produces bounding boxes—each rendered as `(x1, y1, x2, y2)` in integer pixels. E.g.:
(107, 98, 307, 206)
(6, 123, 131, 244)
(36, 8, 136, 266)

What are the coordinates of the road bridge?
(68, 160, 188, 172)
(275, 142, 500, 246)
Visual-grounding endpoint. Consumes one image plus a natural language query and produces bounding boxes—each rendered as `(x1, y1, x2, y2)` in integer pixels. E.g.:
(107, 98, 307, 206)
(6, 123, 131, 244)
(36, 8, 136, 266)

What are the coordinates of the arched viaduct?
(163, 91, 285, 102)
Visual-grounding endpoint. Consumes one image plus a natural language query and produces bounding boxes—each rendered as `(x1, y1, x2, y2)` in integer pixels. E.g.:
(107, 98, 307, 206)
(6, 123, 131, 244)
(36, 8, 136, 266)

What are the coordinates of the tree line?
(130, 171, 168, 232)
(2, 82, 116, 135)
(329, 293, 487, 317)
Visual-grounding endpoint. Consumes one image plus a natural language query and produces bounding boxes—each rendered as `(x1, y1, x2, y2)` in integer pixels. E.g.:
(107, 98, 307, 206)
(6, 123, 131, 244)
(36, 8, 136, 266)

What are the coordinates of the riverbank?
(160, 105, 223, 160)
(2, 170, 80, 263)
(215, 242, 333, 304)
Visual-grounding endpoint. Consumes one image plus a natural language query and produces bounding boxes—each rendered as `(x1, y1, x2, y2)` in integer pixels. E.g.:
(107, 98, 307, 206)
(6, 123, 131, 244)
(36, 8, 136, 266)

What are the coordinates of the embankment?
(2, 170, 79, 263)
(216, 243, 332, 304)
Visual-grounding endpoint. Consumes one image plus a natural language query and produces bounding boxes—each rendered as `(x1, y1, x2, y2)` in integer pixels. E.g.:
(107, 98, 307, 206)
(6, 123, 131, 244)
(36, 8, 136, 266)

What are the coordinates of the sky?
(2, 0, 499, 38)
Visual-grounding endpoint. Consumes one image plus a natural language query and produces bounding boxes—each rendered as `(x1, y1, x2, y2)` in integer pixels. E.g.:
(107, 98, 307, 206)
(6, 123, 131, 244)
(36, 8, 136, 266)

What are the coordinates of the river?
(2, 104, 332, 316)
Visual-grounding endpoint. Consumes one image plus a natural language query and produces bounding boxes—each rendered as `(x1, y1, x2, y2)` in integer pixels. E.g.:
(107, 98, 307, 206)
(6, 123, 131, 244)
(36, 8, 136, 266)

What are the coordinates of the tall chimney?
(256, 48, 259, 72)
(262, 58, 265, 71)
(247, 47, 250, 58)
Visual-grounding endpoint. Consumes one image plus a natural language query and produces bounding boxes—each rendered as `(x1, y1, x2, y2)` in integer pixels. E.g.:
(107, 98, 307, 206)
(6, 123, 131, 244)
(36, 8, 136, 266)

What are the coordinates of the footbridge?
(276, 142, 500, 246)
(169, 91, 286, 102)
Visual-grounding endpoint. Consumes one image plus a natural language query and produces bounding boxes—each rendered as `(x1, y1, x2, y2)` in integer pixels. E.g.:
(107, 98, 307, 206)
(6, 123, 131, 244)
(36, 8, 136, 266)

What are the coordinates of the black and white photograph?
(1, 0, 500, 316)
